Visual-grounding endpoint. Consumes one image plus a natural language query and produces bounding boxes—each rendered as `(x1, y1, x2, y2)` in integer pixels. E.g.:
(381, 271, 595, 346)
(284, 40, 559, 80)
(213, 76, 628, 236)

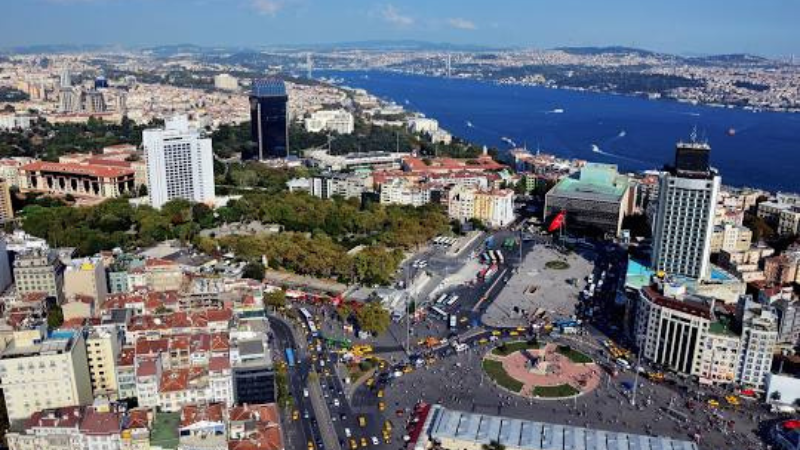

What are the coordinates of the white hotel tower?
(143, 116, 215, 209)
(651, 140, 720, 281)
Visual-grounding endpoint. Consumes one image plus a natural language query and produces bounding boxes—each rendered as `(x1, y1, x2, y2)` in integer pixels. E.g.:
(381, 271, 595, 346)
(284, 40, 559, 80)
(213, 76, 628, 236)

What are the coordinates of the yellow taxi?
(378, 401, 386, 411)
(402, 365, 413, 374)
(360, 437, 368, 448)
(292, 410, 299, 421)
(307, 440, 315, 450)
(383, 431, 391, 444)
(358, 416, 367, 427)
(707, 399, 720, 408)
(725, 395, 740, 406)
(366, 378, 375, 387)
(384, 420, 393, 432)
(377, 389, 384, 398)
(509, 331, 520, 336)
(349, 439, 358, 450)
(478, 338, 488, 345)
(491, 330, 502, 336)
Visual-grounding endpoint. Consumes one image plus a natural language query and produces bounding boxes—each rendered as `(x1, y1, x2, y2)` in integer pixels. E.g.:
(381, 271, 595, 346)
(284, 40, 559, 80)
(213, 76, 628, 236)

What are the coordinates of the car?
(383, 431, 391, 444)
(303, 389, 309, 398)
(360, 437, 368, 448)
(395, 409, 405, 417)
(292, 410, 299, 421)
(349, 439, 358, 450)
(303, 410, 310, 419)
(708, 399, 720, 408)
(358, 416, 367, 427)
(371, 437, 379, 446)
(333, 398, 340, 407)
(308, 440, 315, 450)
(378, 401, 385, 411)
(340, 413, 347, 421)
(344, 428, 352, 438)
(377, 389, 384, 398)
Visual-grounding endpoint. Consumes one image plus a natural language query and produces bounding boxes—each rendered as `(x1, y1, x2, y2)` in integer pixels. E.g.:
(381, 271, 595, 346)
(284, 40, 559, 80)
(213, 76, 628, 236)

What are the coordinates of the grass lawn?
(544, 260, 570, 270)
(482, 359, 523, 393)
(533, 384, 580, 398)
(556, 346, 593, 364)
(491, 340, 541, 356)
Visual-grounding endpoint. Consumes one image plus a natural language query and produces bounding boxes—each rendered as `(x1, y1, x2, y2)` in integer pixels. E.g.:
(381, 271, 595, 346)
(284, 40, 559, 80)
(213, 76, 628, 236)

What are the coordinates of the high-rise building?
(94, 75, 108, 89)
(85, 327, 122, 399)
(0, 329, 93, 421)
(143, 116, 215, 209)
(248, 79, 288, 160)
(214, 73, 239, 91)
(651, 142, 720, 280)
(0, 178, 14, 224)
(59, 68, 71, 89)
(13, 249, 65, 302)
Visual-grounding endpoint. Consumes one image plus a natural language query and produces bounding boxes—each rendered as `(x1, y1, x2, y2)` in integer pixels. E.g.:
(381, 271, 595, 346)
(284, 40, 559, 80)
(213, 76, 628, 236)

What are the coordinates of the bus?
(299, 307, 319, 336)
(285, 348, 296, 367)
(435, 293, 448, 305)
(429, 306, 448, 320)
(445, 295, 459, 306)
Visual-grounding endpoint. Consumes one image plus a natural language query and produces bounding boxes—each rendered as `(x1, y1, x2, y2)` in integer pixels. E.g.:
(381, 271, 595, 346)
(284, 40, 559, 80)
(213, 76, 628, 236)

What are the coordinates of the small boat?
(552, 108, 565, 114)
(727, 128, 736, 136)
(466, 121, 473, 127)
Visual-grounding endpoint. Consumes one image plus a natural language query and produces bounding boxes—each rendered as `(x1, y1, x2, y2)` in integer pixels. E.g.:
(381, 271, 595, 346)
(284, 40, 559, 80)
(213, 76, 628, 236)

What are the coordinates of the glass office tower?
(248, 79, 288, 160)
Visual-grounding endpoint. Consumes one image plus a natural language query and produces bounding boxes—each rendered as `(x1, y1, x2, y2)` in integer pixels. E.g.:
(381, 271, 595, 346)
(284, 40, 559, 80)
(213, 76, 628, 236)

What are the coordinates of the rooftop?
(549, 163, 630, 201)
(20, 161, 135, 178)
(426, 405, 698, 450)
(251, 79, 286, 98)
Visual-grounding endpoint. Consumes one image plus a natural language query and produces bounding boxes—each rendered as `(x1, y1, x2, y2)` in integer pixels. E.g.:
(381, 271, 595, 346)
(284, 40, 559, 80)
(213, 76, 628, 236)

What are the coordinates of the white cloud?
(250, 0, 283, 16)
(381, 4, 414, 27)
(447, 17, 476, 30)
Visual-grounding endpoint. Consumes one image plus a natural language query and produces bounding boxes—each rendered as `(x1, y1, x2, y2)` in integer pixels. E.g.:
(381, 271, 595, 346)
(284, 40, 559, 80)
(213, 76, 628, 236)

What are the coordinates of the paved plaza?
(483, 245, 594, 327)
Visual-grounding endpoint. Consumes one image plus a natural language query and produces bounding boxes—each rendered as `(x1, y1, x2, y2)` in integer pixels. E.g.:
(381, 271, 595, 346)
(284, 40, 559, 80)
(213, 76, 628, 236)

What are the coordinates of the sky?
(2, 0, 799, 56)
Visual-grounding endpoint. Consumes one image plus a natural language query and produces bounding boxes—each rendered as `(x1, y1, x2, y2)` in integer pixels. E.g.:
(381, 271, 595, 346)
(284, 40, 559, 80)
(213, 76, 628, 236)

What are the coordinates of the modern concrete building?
(86, 327, 122, 399)
(143, 115, 215, 209)
(248, 79, 288, 160)
(633, 281, 777, 389)
(0, 328, 93, 421)
(0, 239, 12, 295)
(651, 142, 720, 280)
(13, 250, 65, 302)
(0, 178, 15, 223)
(304, 149, 404, 172)
(710, 224, 752, 254)
(214, 73, 239, 91)
(380, 178, 433, 207)
(304, 109, 355, 134)
(310, 172, 372, 200)
(63, 257, 108, 303)
(544, 163, 634, 237)
(448, 186, 515, 229)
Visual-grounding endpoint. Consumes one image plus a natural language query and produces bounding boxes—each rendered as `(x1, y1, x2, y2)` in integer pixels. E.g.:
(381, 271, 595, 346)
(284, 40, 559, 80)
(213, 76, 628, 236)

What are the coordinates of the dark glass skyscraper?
(248, 79, 288, 160)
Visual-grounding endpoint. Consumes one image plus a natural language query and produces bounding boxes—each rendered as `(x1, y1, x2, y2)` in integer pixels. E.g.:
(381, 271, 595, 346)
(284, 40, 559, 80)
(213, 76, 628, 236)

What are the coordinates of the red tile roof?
(180, 403, 225, 428)
(136, 357, 159, 378)
(27, 406, 83, 429)
(80, 409, 122, 435)
(20, 161, 135, 178)
(160, 368, 189, 393)
(209, 355, 231, 372)
(125, 409, 150, 430)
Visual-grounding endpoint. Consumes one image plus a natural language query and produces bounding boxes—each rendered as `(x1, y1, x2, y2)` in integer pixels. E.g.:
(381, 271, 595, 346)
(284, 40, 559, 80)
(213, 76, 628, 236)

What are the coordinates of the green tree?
(336, 304, 352, 322)
(47, 304, 64, 329)
(265, 289, 287, 311)
(355, 302, 390, 336)
(243, 261, 266, 280)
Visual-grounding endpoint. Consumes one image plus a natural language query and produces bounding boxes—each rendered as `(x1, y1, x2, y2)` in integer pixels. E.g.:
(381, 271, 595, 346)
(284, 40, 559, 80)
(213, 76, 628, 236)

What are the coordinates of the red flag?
(548, 210, 566, 233)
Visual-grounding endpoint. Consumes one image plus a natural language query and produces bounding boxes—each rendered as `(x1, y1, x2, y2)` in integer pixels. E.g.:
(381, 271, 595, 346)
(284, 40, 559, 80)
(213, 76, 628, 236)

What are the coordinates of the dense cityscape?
(0, 5, 799, 450)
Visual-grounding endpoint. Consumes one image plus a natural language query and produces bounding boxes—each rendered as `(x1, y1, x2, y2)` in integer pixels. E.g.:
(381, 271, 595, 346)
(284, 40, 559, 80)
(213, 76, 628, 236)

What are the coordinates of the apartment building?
(86, 327, 123, 399)
(13, 249, 65, 302)
(0, 328, 93, 421)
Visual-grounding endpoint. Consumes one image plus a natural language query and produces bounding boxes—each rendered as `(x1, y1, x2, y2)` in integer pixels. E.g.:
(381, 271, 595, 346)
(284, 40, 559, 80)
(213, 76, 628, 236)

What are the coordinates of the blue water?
(321, 70, 800, 192)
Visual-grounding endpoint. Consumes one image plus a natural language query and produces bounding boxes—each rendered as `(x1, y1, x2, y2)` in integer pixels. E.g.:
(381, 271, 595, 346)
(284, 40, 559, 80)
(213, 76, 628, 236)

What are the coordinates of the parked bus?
(445, 295, 459, 306)
(299, 307, 319, 336)
(429, 306, 448, 320)
(435, 293, 448, 305)
(285, 348, 296, 367)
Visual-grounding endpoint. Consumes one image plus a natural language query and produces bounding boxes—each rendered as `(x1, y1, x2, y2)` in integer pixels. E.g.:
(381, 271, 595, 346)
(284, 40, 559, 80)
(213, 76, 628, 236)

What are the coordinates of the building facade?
(19, 162, 136, 199)
(143, 116, 215, 209)
(0, 329, 93, 421)
(544, 163, 633, 237)
(13, 250, 65, 302)
(651, 142, 720, 280)
(248, 79, 288, 160)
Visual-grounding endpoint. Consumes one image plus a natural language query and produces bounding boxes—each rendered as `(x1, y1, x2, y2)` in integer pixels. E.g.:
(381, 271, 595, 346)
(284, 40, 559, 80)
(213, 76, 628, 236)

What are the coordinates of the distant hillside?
(689, 53, 771, 65)
(555, 46, 662, 57)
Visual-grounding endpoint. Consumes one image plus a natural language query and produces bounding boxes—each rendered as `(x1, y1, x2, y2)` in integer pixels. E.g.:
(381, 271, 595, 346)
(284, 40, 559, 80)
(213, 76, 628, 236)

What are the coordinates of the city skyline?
(2, 0, 800, 57)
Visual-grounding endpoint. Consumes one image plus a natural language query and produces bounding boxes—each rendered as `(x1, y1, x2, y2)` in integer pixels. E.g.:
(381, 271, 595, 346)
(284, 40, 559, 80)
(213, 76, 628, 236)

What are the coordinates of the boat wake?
(545, 108, 565, 114)
(591, 143, 649, 165)
(501, 137, 517, 147)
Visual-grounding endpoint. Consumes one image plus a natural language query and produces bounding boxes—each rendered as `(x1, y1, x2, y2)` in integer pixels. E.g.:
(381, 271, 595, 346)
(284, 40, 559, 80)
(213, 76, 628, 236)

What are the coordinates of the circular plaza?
(482, 341, 601, 399)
